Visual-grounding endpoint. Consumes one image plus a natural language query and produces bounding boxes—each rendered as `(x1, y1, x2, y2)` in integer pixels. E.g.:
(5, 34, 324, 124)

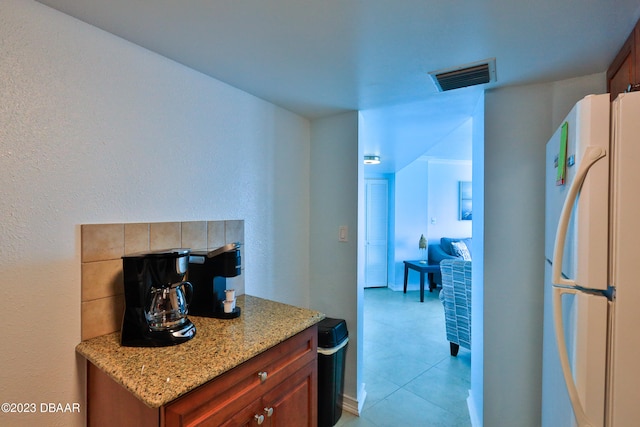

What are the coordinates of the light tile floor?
(335, 287, 472, 427)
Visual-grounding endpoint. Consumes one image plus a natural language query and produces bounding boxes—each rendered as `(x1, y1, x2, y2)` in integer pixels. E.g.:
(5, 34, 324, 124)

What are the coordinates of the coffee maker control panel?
(189, 243, 241, 277)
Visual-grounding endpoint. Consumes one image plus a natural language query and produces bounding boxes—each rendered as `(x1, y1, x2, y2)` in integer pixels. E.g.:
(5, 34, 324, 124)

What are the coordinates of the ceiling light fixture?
(364, 155, 381, 165)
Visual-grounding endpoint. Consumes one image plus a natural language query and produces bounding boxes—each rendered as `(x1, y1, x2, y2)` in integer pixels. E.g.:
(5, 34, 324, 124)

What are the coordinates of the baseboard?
(341, 383, 367, 416)
(387, 283, 423, 292)
(388, 283, 402, 292)
(467, 389, 481, 427)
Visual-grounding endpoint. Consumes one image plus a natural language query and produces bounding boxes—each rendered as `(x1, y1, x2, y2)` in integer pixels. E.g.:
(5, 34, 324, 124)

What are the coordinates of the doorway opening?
(357, 90, 484, 424)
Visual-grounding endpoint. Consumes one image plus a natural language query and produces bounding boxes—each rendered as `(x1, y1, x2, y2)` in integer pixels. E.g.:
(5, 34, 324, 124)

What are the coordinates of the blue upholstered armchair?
(439, 259, 472, 356)
(428, 237, 472, 288)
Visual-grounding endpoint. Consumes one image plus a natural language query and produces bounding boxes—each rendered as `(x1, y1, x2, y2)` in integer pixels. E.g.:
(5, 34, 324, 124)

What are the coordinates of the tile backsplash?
(80, 220, 244, 341)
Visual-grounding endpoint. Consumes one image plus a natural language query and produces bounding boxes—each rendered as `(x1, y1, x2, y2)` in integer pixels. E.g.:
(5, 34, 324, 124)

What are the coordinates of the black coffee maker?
(121, 249, 197, 347)
(188, 243, 241, 318)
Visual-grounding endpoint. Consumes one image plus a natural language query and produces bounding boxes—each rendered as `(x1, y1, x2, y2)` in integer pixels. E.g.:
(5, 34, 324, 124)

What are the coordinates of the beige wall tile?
(82, 260, 124, 302)
(150, 222, 181, 250)
(124, 223, 149, 254)
(225, 220, 244, 270)
(226, 274, 245, 296)
(81, 295, 124, 341)
(181, 221, 207, 250)
(81, 224, 124, 262)
(225, 220, 244, 244)
(81, 219, 241, 340)
(207, 221, 225, 249)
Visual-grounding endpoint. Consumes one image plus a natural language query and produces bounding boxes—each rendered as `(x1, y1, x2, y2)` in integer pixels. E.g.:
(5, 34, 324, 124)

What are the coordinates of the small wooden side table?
(403, 260, 440, 302)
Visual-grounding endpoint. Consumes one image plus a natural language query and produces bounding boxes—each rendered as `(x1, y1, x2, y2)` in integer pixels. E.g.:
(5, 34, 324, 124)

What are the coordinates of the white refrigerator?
(543, 92, 640, 427)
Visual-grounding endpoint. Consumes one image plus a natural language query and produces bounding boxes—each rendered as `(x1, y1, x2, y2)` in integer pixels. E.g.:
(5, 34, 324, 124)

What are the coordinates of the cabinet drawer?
(165, 325, 317, 427)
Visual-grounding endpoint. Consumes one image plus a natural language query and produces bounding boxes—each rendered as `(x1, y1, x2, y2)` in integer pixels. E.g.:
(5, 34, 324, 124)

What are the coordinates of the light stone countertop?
(76, 295, 325, 408)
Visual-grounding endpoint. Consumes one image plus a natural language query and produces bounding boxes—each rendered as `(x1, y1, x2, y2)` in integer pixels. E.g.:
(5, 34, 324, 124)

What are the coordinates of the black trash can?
(317, 317, 349, 427)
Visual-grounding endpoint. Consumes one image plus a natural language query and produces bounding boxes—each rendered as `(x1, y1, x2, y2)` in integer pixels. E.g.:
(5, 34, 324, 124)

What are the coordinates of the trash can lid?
(318, 317, 348, 348)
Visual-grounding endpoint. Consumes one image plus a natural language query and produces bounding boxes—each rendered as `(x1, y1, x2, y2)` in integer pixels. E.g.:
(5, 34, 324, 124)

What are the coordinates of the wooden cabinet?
(87, 325, 318, 427)
(164, 326, 317, 427)
(260, 360, 316, 427)
(607, 19, 640, 100)
(86, 357, 160, 427)
(209, 359, 316, 427)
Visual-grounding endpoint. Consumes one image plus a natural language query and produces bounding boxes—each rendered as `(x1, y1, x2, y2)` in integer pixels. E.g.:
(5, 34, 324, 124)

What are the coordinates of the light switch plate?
(338, 225, 348, 242)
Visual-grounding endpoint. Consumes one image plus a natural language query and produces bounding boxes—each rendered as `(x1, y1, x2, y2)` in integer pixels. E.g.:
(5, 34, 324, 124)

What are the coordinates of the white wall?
(309, 112, 362, 410)
(0, 1, 311, 426)
(469, 92, 485, 426)
(482, 72, 605, 427)
(392, 158, 429, 286)
(427, 158, 473, 244)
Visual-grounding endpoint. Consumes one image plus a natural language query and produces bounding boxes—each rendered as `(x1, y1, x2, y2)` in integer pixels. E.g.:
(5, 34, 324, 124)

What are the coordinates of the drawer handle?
(254, 414, 265, 425)
(264, 407, 274, 417)
(257, 371, 268, 382)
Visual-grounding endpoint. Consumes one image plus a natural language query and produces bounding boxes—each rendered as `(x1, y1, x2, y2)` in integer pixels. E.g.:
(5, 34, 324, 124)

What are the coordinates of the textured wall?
(0, 1, 310, 426)
(309, 112, 361, 410)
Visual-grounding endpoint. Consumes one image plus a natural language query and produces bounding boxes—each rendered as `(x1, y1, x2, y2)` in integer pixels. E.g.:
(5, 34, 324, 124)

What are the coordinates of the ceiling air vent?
(429, 58, 496, 92)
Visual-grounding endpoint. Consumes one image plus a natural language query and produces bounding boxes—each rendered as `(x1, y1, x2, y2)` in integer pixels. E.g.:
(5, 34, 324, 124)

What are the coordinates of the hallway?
(337, 287, 472, 427)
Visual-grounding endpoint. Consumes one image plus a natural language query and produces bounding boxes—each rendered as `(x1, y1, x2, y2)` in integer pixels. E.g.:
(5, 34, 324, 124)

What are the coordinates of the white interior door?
(365, 179, 388, 288)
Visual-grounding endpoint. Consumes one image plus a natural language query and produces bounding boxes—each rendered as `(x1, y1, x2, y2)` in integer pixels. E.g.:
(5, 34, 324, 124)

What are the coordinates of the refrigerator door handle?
(552, 146, 606, 287)
(552, 286, 596, 427)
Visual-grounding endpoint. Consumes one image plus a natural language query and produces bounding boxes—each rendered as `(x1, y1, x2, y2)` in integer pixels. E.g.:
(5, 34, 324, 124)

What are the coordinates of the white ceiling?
(36, 0, 640, 171)
(361, 88, 480, 172)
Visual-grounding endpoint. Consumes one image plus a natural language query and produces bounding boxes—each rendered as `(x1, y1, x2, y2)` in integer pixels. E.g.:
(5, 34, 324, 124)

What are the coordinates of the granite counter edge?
(76, 297, 325, 407)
